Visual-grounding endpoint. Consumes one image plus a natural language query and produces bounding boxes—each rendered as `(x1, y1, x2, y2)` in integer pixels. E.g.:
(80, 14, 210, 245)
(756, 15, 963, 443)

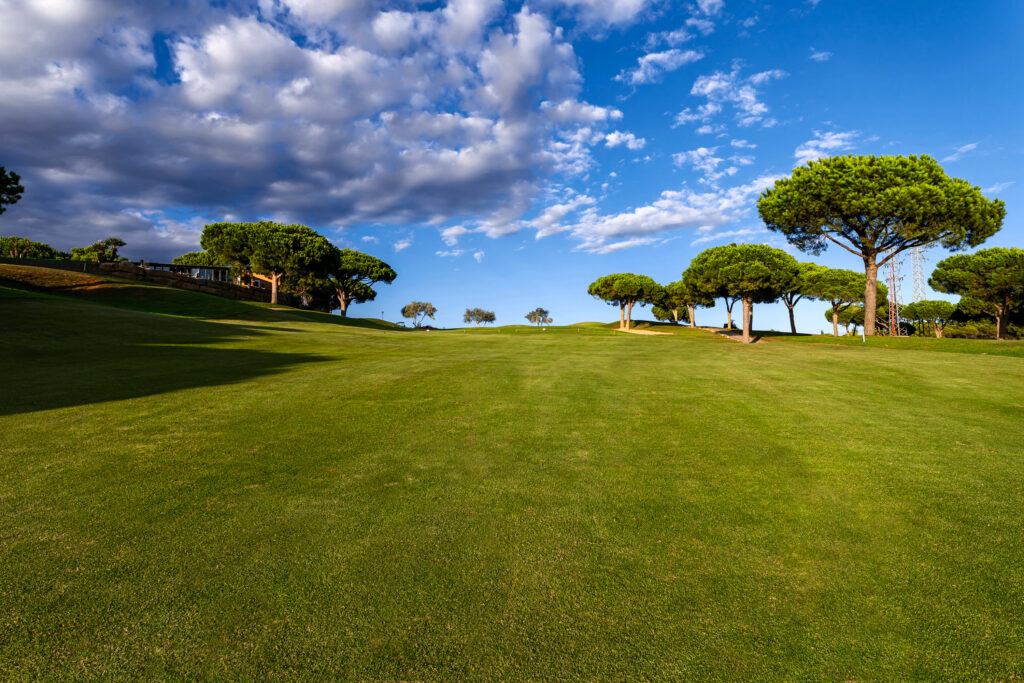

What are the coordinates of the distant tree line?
(587, 154, 1015, 341)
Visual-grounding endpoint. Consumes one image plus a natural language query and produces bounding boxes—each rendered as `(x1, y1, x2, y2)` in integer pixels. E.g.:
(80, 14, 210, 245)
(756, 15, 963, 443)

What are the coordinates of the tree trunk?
(933, 324, 942, 339)
(863, 254, 878, 336)
(741, 298, 752, 343)
(270, 273, 280, 305)
(336, 291, 349, 317)
(724, 298, 735, 330)
(625, 300, 634, 330)
(672, 308, 679, 324)
(619, 303, 625, 329)
(996, 313, 1004, 341)
(687, 304, 696, 328)
(832, 308, 840, 337)
(787, 305, 797, 334)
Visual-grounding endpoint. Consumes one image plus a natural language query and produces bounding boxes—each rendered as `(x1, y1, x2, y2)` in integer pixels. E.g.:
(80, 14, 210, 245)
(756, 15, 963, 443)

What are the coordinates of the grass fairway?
(2, 284, 1023, 680)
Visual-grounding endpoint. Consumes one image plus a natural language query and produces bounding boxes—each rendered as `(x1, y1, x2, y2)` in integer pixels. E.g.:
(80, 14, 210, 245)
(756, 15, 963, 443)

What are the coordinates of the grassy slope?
(2, 287, 1023, 680)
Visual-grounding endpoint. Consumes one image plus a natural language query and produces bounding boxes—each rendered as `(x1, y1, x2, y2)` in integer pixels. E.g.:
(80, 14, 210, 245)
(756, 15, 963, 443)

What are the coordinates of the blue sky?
(1, 0, 1020, 330)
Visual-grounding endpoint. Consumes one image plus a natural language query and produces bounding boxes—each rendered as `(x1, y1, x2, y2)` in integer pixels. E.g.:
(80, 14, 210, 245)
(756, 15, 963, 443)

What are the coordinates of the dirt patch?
(614, 327, 672, 336)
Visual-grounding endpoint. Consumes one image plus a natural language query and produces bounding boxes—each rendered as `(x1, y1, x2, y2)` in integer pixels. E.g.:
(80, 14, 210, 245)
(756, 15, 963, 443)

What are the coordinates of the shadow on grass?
(0, 297, 330, 416)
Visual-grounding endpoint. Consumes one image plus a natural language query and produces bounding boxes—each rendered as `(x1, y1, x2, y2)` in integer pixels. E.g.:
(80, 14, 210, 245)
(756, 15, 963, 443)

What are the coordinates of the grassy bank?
(2, 283, 1022, 680)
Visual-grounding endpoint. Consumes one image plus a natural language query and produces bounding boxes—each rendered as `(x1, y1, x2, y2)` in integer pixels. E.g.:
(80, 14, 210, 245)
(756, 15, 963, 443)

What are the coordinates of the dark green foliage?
(201, 222, 334, 304)
(671, 275, 715, 328)
(325, 248, 397, 317)
(70, 237, 127, 262)
(901, 300, 957, 338)
(0, 167, 24, 215)
(402, 301, 437, 327)
(684, 243, 799, 342)
(930, 247, 1024, 339)
(464, 308, 496, 326)
(587, 273, 663, 330)
(201, 222, 257, 271)
(805, 267, 869, 337)
(758, 154, 1005, 335)
(172, 251, 224, 267)
(525, 307, 552, 325)
(0, 235, 60, 259)
(779, 262, 822, 334)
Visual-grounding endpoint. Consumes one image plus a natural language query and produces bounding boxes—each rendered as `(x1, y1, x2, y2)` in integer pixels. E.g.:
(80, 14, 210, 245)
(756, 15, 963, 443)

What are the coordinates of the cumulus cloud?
(361, 235, 379, 243)
(794, 130, 859, 164)
(473, 250, 485, 262)
(604, 130, 646, 150)
(942, 142, 979, 162)
(394, 238, 413, 252)
(565, 174, 781, 252)
(616, 49, 704, 86)
(0, 2, 624, 258)
(530, 193, 597, 238)
(687, 65, 787, 128)
(540, 0, 654, 28)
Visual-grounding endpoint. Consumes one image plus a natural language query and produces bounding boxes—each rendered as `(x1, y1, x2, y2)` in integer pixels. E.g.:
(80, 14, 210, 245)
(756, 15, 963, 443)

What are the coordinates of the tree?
(930, 248, 1024, 339)
(464, 308, 496, 326)
(325, 248, 397, 317)
(804, 268, 867, 337)
(402, 301, 437, 328)
(685, 244, 799, 343)
(250, 223, 334, 305)
(653, 281, 693, 325)
(779, 262, 822, 334)
(104, 237, 126, 261)
(824, 306, 864, 335)
(70, 237, 127, 263)
(201, 222, 257, 275)
(587, 273, 662, 330)
(0, 167, 24, 216)
(0, 235, 59, 259)
(901, 300, 956, 338)
(758, 154, 1005, 336)
(525, 307, 552, 326)
(173, 251, 224, 267)
(672, 276, 715, 328)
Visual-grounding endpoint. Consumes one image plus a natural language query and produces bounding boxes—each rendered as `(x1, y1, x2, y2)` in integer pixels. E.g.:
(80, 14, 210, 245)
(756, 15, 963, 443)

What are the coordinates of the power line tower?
(886, 254, 904, 336)
(911, 246, 927, 303)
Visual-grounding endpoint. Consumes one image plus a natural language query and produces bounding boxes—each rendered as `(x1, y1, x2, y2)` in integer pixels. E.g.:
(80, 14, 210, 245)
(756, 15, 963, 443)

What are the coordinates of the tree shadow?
(0, 297, 331, 416)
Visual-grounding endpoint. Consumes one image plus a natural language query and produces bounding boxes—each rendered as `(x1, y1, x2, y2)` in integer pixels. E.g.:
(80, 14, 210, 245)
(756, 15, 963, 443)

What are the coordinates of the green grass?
(2, 279, 1024, 680)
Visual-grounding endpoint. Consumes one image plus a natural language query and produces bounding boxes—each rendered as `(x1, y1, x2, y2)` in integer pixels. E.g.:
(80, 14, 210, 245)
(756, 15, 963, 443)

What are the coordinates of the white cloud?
(530, 193, 597, 238)
(441, 225, 470, 246)
(809, 47, 833, 62)
(674, 102, 721, 126)
(730, 139, 756, 148)
(616, 49, 704, 86)
(690, 226, 768, 246)
(794, 130, 859, 164)
(687, 16, 716, 35)
(473, 250, 485, 262)
(696, 0, 724, 16)
(604, 130, 646, 150)
(540, 0, 654, 28)
(394, 239, 413, 252)
(740, 16, 759, 29)
(688, 66, 786, 128)
(565, 174, 782, 252)
(981, 181, 1014, 194)
(361, 235, 379, 243)
(748, 69, 788, 85)
(0, 3, 626, 258)
(436, 248, 465, 257)
(942, 142, 979, 163)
